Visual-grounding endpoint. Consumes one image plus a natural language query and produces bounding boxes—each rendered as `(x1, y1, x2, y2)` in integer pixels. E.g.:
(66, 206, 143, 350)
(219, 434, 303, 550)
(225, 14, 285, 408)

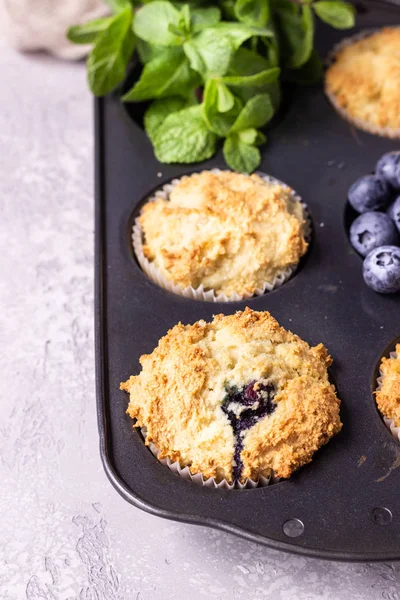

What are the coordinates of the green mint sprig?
(67, 0, 356, 173)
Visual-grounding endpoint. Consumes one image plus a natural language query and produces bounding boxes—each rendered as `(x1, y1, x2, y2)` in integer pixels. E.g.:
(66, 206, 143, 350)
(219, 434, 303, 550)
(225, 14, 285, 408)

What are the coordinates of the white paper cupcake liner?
(132, 169, 311, 302)
(140, 428, 274, 490)
(376, 350, 400, 442)
(325, 28, 400, 139)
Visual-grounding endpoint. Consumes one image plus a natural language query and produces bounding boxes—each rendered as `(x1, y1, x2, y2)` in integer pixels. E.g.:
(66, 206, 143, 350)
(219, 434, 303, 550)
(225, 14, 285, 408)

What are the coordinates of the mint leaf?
(184, 30, 234, 77)
(231, 93, 273, 132)
(254, 130, 267, 145)
(223, 134, 261, 173)
(87, 7, 134, 97)
(136, 39, 159, 63)
(220, 0, 236, 20)
(153, 105, 217, 163)
(191, 7, 221, 32)
(274, 0, 314, 69)
(226, 48, 281, 108)
(180, 4, 191, 32)
(122, 50, 200, 101)
(134, 1, 182, 46)
(144, 96, 194, 141)
(237, 128, 266, 145)
(217, 82, 235, 112)
(203, 79, 242, 136)
(67, 17, 113, 45)
(234, 0, 270, 28)
(273, 2, 302, 67)
(209, 22, 273, 50)
(105, 0, 132, 13)
(183, 41, 205, 74)
(285, 49, 323, 84)
(136, 40, 183, 63)
(313, 1, 355, 29)
(168, 23, 186, 37)
(262, 34, 279, 67)
(238, 128, 258, 144)
(223, 66, 279, 87)
(229, 46, 269, 74)
(292, 5, 314, 68)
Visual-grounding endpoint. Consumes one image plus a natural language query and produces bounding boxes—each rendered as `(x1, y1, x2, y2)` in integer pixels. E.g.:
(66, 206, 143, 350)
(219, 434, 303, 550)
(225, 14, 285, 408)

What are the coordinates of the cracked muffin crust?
(376, 345, 400, 427)
(138, 171, 308, 297)
(325, 28, 400, 137)
(120, 308, 342, 484)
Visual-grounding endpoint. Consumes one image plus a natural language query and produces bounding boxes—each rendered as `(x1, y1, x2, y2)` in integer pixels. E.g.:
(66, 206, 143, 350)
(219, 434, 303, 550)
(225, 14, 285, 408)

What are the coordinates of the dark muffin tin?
(95, 0, 400, 561)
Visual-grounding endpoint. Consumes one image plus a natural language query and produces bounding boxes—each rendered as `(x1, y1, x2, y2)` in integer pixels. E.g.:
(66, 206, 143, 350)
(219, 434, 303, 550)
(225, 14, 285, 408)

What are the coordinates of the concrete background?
(1, 41, 400, 600)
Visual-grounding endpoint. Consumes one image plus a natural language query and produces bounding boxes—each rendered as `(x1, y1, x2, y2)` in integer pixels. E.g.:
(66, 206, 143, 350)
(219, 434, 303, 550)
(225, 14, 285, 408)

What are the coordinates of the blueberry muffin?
(325, 28, 400, 137)
(120, 308, 342, 484)
(375, 345, 400, 427)
(136, 171, 308, 298)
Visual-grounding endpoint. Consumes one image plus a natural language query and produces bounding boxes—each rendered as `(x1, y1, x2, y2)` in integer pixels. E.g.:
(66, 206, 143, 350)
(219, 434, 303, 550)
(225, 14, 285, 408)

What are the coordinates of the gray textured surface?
(1, 43, 400, 600)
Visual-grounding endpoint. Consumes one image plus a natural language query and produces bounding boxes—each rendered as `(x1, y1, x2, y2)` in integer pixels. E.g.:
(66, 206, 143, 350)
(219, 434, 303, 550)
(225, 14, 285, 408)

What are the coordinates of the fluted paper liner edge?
(140, 428, 275, 490)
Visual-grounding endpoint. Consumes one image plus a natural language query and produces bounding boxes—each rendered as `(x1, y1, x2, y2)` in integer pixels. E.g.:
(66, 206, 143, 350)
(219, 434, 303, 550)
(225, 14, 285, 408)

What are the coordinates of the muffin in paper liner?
(132, 169, 311, 303)
(376, 350, 400, 442)
(141, 428, 274, 490)
(121, 309, 342, 489)
(325, 28, 400, 139)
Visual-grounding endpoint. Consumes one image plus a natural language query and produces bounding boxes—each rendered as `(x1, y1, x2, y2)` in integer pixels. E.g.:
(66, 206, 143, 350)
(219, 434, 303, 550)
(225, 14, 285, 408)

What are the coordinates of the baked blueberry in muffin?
(222, 380, 277, 481)
(136, 170, 308, 298)
(120, 308, 342, 484)
(325, 28, 400, 137)
(375, 345, 400, 428)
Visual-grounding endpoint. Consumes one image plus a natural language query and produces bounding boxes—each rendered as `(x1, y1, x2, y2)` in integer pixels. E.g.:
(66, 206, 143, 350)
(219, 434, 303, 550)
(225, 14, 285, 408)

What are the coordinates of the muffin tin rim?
(95, 0, 400, 561)
(95, 93, 400, 561)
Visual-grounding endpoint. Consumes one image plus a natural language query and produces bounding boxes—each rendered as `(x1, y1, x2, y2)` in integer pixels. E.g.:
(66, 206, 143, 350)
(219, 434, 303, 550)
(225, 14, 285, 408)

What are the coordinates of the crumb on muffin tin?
(375, 344, 400, 428)
(325, 27, 400, 138)
(120, 308, 342, 485)
(136, 170, 308, 298)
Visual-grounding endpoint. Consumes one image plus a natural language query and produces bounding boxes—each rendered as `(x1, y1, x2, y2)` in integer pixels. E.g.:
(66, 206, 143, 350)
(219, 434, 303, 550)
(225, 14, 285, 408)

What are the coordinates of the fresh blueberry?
(376, 152, 400, 190)
(363, 245, 400, 294)
(350, 212, 399, 257)
(387, 196, 400, 233)
(348, 174, 391, 213)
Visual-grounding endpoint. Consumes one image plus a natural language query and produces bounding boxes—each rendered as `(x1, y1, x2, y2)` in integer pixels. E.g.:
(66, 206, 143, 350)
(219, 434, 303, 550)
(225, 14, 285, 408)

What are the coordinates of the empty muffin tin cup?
(132, 169, 311, 303)
(325, 28, 400, 139)
(376, 350, 400, 442)
(141, 428, 274, 490)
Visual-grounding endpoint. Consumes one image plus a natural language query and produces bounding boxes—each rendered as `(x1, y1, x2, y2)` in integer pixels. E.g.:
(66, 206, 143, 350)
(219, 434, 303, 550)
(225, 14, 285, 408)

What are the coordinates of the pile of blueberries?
(348, 151, 400, 294)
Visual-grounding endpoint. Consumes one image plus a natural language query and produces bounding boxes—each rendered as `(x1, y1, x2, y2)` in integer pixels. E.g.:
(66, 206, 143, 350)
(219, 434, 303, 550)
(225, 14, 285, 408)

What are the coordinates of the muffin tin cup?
(325, 27, 400, 140)
(141, 428, 274, 490)
(132, 170, 311, 303)
(376, 350, 400, 442)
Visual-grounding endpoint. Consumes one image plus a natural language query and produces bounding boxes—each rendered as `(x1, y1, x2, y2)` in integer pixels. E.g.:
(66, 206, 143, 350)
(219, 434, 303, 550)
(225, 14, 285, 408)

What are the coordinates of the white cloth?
(1, 0, 109, 59)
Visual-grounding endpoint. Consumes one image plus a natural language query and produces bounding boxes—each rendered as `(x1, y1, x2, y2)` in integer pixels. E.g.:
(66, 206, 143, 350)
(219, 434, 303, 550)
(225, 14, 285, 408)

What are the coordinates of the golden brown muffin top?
(121, 308, 342, 484)
(139, 171, 308, 297)
(325, 28, 400, 136)
(375, 344, 400, 427)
